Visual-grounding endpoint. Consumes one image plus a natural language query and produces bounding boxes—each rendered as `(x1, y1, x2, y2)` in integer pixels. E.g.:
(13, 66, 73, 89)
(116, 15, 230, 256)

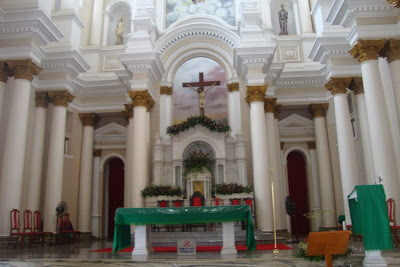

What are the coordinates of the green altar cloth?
(113, 205, 256, 253)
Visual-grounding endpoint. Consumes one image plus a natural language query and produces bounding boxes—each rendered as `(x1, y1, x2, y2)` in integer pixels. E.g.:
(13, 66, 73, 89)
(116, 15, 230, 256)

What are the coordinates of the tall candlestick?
(269, 168, 279, 254)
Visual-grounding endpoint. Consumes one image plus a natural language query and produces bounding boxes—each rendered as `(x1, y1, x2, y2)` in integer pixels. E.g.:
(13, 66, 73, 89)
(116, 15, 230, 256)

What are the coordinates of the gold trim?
(349, 77, 364, 95)
(6, 59, 41, 81)
(245, 85, 267, 104)
(129, 90, 154, 109)
(93, 149, 102, 157)
(307, 141, 316, 150)
(35, 91, 50, 108)
(264, 98, 277, 113)
(227, 83, 239, 92)
(381, 39, 400, 63)
(0, 61, 11, 83)
(147, 98, 155, 112)
(160, 86, 173, 95)
(387, 0, 400, 8)
(350, 39, 386, 63)
(79, 113, 97, 127)
(325, 77, 352, 95)
(310, 103, 329, 118)
(274, 104, 281, 119)
(48, 91, 75, 107)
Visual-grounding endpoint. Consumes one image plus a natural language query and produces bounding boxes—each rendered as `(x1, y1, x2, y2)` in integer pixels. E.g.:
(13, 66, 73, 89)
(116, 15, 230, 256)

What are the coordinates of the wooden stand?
(306, 230, 351, 267)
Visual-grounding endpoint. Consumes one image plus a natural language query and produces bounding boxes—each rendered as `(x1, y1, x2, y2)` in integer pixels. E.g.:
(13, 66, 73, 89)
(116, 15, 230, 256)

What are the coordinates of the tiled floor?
(0, 238, 399, 266)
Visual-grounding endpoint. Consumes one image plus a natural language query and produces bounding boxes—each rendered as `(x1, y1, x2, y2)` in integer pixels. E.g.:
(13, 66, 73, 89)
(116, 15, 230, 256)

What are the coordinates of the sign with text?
(177, 239, 196, 256)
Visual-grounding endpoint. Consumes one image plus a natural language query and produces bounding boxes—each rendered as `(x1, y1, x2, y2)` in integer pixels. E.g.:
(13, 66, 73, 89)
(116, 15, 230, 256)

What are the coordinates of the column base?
(363, 250, 387, 267)
(221, 246, 238, 255)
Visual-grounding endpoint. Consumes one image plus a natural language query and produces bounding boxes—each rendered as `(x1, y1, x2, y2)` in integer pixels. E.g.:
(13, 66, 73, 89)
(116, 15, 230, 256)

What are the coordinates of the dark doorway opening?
(107, 158, 124, 240)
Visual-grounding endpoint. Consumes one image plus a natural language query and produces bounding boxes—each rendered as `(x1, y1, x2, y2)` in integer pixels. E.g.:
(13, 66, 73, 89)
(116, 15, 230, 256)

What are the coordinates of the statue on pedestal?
(116, 16, 125, 45)
(279, 4, 288, 35)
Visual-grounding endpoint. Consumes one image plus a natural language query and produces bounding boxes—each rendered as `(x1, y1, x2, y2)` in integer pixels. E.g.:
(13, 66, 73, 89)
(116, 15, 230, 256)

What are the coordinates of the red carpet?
(91, 244, 292, 253)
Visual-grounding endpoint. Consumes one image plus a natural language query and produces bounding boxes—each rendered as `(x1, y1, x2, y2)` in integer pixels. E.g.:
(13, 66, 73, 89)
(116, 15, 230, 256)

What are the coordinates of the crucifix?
(183, 72, 221, 116)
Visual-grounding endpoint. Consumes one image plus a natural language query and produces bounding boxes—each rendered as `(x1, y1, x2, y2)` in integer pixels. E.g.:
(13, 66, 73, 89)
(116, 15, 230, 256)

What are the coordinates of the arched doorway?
(104, 158, 125, 240)
(287, 151, 310, 235)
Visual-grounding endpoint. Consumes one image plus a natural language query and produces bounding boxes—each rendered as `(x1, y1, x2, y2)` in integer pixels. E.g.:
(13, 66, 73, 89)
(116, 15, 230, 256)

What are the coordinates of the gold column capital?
(0, 61, 11, 83)
(6, 59, 42, 81)
(35, 91, 50, 108)
(160, 86, 173, 95)
(147, 98, 155, 112)
(123, 104, 134, 123)
(93, 149, 102, 157)
(129, 90, 154, 109)
(349, 77, 364, 95)
(48, 91, 75, 107)
(79, 112, 97, 127)
(325, 77, 353, 95)
(380, 39, 400, 63)
(227, 83, 239, 92)
(307, 141, 316, 150)
(264, 98, 277, 113)
(310, 103, 329, 118)
(274, 104, 282, 119)
(387, 0, 400, 8)
(350, 39, 386, 63)
(245, 85, 267, 104)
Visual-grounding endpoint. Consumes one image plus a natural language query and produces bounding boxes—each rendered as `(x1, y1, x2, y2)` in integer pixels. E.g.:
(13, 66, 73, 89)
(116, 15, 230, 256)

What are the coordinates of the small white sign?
(177, 239, 196, 255)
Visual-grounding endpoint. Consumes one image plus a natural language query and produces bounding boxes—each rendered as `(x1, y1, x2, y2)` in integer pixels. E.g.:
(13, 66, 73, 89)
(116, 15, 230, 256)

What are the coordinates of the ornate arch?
(183, 141, 216, 159)
(100, 153, 126, 172)
(283, 146, 311, 164)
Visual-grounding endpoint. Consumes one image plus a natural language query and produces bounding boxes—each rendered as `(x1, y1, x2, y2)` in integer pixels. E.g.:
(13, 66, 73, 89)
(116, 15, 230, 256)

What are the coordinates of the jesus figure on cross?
(183, 73, 221, 116)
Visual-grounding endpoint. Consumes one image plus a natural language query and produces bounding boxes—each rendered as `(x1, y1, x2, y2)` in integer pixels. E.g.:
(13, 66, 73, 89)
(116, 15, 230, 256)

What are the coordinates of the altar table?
(113, 205, 256, 254)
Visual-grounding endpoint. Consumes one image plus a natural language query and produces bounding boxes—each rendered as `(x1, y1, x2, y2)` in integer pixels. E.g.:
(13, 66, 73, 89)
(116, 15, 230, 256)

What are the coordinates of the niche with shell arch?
(104, 0, 134, 46)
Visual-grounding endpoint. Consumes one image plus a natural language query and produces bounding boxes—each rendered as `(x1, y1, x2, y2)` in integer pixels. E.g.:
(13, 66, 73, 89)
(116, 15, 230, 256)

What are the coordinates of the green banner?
(113, 205, 256, 253)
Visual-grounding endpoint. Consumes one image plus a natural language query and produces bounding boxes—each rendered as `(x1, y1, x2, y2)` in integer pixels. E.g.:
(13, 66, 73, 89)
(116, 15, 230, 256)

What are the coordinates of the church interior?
(1, 0, 400, 265)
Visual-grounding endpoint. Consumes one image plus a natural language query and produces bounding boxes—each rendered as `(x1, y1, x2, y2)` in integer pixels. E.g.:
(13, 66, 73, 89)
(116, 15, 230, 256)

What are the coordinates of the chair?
(33, 211, 53, 246)
(188, 192, 206, 231)
(58, 213, 80, 242)
(387, 198, 400, 247)
(154, 200, 169, 232)
(230, 198, 241, 206)
(7, 209, 34, 248)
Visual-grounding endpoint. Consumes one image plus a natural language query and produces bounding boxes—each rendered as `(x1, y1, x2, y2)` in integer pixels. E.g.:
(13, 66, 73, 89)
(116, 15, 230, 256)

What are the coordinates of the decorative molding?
(245, 86, 267, 104)
(94, 122, 127, 144)
(48, 90, 75, 107)
(264, 98, 277, 113)
(0, 61, 11, 83)
(279, 114, 315, 141)
(129, 90, 154, 109)
(307, 142, 316, 150)
(325, 77, 353, 95)
(380, 39, 400, 63)
(7, 59, 41, 81)
(309, 103, 329, 118)
(79, 113, 97, 127)
(160, 86, 173, 95)
(274, 104, 282, 119)
(93, 149, 102, 157)
(349, 77, 364, 95)
(350, 39, 386, 63)
(35, 91, 50, 108)
(122, 104, 134, 123)
(227, 83, 239, 92)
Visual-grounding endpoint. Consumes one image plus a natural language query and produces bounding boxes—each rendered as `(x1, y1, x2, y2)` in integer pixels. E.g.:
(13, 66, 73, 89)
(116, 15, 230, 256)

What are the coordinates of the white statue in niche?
(116, 16, 125, 45)
(278, 4, 288, 35)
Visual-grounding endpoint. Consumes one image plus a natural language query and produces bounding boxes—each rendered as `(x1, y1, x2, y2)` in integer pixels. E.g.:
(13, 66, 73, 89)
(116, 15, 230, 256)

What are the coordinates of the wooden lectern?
(306, 230, 351, 267)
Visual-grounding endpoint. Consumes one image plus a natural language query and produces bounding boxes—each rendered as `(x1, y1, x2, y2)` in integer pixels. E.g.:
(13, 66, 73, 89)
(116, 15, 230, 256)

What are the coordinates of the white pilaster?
(298, 0, 314, 34)
(89, 0, 104, 46)
(308, 144, 322, 231)
(123, 105, 133, 208)
(160, 87, 172, 139)
(91, 150, 101, 238)
(274, 116, 286, 230)
(228, 84, 242, 138)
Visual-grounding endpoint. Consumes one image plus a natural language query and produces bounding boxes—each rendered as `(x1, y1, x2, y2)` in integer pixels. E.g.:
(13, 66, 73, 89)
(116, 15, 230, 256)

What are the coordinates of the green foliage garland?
(183, 151, 215, 175)
(167, 115, 230, 136)
(213, 183, 253, 195)
(141, 185, 183, 198)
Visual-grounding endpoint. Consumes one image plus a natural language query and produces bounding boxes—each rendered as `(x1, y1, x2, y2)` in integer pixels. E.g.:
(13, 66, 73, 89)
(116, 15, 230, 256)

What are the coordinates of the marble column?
(122, 104, 133, 207)
(160, 86, 173, 139)
(0, 61, 10, 123)
(91, 149, 101, 238)
(0, 60, 41, 236)
(349, 77, 375, 185)
(351, 40, 400, 222)
(228, 83, 242, 138)
(89, 0, 104, 46)
(26, 92, 50, 211)
(310, 104, 337, 228)
(308, 142, 322, 232)
(43, 91, 74, 232)
(129, 91, 152, 208)
(298, 0, 313, 34)
(265, 98, 283, 229)
(325, 78, 360, 225)
(78, 113, 96, 233)
(246, 86, 273, 231)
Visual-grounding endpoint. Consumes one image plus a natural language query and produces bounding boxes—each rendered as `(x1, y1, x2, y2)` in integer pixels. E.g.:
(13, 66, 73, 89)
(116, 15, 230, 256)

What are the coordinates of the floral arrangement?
(213, 183, 253, 195)
(166, 115, 230, 136)
(183, 151, 215, 174)
(141, 185, 183, 198)
(295, 240, 353, 262)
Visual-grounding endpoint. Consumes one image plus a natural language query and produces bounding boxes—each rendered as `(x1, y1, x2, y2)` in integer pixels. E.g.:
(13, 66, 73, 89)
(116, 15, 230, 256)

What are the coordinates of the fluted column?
(228, 83, 242, 137)
(0, 61, 10, 123)
(26, 92, 50, 211)
(310, 104, 336, 228)
(89, 0, 104, 46)
(129, 91, 153, 208)
(122, 104, 133, 207)
(246, 86, 272, 231)
(351, 40, 400, 222)
(265, 98, 283, 229)
(325, 78, 360, 225)
(43, 91, 74, 232)
(308, 142, 322, 231)
(0, 60, 41, 236)
(160, 86, 173, 139)
(349, 77, 375, 185)
(78, 113, 97, 233)
(381, 39, 400, 127)
(91, 149, 102, 238)
(298, 0, 313, 34)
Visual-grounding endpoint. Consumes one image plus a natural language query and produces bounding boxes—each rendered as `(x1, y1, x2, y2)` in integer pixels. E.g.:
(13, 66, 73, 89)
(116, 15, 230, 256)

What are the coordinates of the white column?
(91, 150, 101, 238)
(297, 0, 313, 34)
(78, 113, 96, 233)
(228, 83, 242, 138)
(259, 0, 272, 27)
(132, 225, 152, 256)
(123, 104, 133, 208)
(0, 61, 9, 123)
(130, 91, 151, 208)
(274, 109, 286, 230)
(265, 98, 283, 230)
(26, 92, 49, 211)
(160, 87, 172, 139)
(89, 0, 104, 46)
(326, 78, 359, 225)
(291, 0, 302, 35)
(43, 91, 74, 232)
(308, 142, 322, 232)
(351, 78, 375, 185)
(310, 104, 337, 228)
(0, 60, 40, 236)
(221, 222, 237, 254)
(246, 86, 272, 231)
(351, 40, 400, 222)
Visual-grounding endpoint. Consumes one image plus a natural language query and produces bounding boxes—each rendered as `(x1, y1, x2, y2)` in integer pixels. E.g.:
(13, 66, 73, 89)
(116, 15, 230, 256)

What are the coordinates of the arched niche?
(103, 0, 134, 46)
(270, 1, 298, 36)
